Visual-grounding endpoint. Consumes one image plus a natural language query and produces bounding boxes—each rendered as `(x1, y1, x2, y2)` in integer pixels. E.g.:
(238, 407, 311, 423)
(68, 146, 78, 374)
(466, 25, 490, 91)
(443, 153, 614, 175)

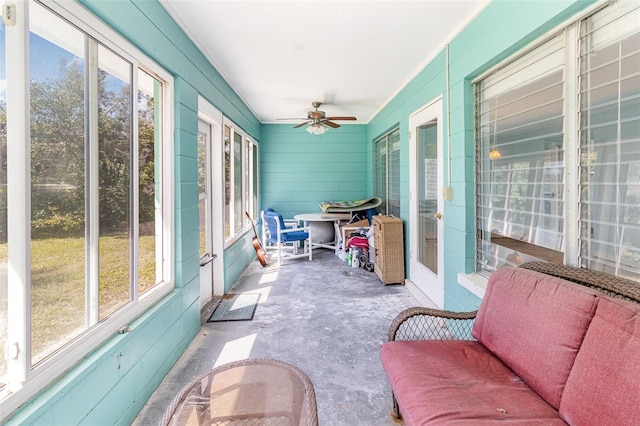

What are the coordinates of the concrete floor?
(133, 248, 422, 425)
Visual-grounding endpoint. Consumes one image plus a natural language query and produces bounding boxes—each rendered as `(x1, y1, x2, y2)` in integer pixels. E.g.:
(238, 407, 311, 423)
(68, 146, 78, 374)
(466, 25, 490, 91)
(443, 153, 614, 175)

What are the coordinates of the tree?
(30, 58, 86, 237)
(27, 57, 156, 238)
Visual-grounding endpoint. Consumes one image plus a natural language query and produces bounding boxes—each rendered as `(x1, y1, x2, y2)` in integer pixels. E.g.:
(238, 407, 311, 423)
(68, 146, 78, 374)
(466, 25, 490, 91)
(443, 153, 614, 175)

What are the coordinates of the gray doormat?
(207, 293, 260, 322)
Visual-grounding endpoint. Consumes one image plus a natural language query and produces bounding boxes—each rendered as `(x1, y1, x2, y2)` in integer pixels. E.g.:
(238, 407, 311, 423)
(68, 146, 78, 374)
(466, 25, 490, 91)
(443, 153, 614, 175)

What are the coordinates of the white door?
(409, 97, 445, 308)
(198, 98, 225, 305)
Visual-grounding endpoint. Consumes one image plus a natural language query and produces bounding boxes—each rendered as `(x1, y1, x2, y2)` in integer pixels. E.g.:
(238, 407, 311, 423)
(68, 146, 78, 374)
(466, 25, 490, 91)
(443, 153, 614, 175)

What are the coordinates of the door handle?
(199, 253, 217, 266)
(433, 212, 443, 220)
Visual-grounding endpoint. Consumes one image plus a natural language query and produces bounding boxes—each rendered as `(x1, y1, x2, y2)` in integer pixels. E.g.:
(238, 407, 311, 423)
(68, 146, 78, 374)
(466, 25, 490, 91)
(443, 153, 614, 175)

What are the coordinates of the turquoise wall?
(261, 124, 369, 219)
(6, 0, 600, 424)
(367, 0, 597, 312)
(6, 0, 259, 424)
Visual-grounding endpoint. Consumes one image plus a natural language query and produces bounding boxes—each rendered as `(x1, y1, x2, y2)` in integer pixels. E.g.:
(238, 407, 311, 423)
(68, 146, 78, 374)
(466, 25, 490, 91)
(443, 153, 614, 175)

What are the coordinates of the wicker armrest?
(388, 307, 477, 342)
(519, 261, 640, 303)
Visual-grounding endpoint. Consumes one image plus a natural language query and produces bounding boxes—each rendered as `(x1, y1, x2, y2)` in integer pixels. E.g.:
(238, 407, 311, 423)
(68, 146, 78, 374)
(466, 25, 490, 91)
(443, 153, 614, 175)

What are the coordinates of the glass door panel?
(198, 119, 214, 305)
(418, 121, 438, 274)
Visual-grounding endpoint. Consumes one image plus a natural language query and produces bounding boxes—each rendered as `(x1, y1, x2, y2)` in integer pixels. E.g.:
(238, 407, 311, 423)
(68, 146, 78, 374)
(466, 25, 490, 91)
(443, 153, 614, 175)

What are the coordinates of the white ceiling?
(161, 0, 488, 125)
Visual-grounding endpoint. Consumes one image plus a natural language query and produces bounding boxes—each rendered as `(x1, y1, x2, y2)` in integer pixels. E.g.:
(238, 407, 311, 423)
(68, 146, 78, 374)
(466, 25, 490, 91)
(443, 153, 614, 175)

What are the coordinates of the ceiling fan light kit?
(305, 122, 328, 135)
(281, 101, 357, 135)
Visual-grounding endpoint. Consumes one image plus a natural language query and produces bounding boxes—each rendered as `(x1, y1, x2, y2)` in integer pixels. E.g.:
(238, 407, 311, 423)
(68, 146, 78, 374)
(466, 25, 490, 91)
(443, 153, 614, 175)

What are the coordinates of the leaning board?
(319, 197, 382, 213)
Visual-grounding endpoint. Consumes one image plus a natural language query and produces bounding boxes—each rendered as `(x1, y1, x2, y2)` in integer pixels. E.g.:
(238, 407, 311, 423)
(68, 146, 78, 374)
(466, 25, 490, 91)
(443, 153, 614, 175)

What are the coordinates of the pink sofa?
(380, 263, 640, 425)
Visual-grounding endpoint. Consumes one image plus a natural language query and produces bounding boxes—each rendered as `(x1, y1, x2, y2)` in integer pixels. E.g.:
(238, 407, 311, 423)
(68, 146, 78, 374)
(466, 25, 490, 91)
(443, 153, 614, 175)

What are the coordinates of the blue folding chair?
(262, 210, 313, 265)
(261, 208, 299, 253)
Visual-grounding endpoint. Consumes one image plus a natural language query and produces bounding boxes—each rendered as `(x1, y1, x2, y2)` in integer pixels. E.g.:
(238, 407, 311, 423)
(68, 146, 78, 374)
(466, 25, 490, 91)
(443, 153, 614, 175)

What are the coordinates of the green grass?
(1, 233, 157, 366)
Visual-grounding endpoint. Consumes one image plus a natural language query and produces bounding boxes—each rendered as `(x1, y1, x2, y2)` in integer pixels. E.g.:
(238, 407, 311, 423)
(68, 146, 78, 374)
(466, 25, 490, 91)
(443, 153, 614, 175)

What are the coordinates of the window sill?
(457, 273, 488, 299)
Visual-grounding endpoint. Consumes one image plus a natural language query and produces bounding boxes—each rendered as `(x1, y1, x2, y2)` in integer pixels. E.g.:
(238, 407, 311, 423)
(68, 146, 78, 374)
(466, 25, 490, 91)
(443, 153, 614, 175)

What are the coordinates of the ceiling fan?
(282, 102, 356, 135)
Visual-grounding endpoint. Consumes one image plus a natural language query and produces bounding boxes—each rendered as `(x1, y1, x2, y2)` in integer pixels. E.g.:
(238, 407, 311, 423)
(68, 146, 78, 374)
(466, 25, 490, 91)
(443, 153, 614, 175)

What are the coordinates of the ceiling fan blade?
(293, 121, 311, 128)
(323, 120, 340, 128)
(278, 118, 307, 121)
(325, 116, 357, 121)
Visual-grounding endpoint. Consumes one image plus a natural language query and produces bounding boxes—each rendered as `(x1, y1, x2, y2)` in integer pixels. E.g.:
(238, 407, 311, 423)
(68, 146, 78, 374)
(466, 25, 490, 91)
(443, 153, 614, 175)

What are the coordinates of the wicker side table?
(160, 358, 318, 426)
(372, 215, 405, 285)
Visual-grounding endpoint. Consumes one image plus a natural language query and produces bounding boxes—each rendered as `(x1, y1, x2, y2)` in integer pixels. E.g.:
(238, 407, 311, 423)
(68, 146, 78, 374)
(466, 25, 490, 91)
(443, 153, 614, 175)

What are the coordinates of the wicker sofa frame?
(386, 261, 640, 421)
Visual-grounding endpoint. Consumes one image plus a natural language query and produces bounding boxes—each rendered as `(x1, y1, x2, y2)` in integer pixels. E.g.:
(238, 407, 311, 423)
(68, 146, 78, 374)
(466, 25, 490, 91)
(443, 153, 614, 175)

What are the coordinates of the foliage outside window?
(223, 121, 257, 242)
(476, 1, 640, 282)
(0, 0, 172, 410)
(375, 128, 400, 216)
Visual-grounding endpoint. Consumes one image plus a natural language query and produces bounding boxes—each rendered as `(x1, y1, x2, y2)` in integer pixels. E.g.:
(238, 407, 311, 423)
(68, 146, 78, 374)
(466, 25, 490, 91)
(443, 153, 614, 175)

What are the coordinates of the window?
(375, 128, 400, 216)
(233, 130, 243, 234)
(476, 36, 566, 274)
(0, 0, 173, 411)
(251, 140, 259, 217)
(247, 136, 258, 219)
(579, 3, 640, 279)
(223, 120, 257, 242)
(0, 2, 7, 392)
(476, 1, 640, 282)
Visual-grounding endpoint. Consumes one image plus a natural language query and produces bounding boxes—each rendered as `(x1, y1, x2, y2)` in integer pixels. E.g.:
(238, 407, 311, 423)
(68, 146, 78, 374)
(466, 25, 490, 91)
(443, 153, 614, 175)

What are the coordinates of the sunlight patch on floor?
(247, 286, 271, 304)
(214, 333, 257, 368)
(258, 270, 279, 284)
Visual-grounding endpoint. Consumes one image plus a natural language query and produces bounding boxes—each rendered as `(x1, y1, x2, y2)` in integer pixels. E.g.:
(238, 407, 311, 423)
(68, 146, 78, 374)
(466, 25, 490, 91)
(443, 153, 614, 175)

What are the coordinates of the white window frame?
(1, 0, 174, 417)
(247, 136, 259, 220)
(222, 118, 258, 246)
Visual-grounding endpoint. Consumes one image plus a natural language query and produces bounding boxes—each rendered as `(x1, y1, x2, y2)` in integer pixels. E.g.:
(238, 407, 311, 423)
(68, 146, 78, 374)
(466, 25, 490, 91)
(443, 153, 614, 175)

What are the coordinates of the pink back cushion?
(472, 267, 599, 409)
(559, 297, 640, 426)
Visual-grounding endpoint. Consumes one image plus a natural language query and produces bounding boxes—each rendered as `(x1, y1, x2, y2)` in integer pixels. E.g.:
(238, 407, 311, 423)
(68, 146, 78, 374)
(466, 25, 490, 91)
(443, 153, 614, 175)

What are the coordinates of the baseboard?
(404, 279, 439, 309)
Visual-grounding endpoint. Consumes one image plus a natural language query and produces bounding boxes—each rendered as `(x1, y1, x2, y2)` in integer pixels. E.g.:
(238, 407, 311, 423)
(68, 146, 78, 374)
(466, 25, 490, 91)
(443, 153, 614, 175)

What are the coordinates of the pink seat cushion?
(380, 340, 566, 425)
(471, 267, 599, 409)
(559, 297, 640, 426)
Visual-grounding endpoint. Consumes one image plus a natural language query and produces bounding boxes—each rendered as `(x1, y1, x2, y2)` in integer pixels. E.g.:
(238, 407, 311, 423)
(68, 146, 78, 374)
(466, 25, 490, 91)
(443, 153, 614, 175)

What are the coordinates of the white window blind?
(375, 128, 400, 216)
(579, 1, 640, 280)
(476, 35, 566, 275)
